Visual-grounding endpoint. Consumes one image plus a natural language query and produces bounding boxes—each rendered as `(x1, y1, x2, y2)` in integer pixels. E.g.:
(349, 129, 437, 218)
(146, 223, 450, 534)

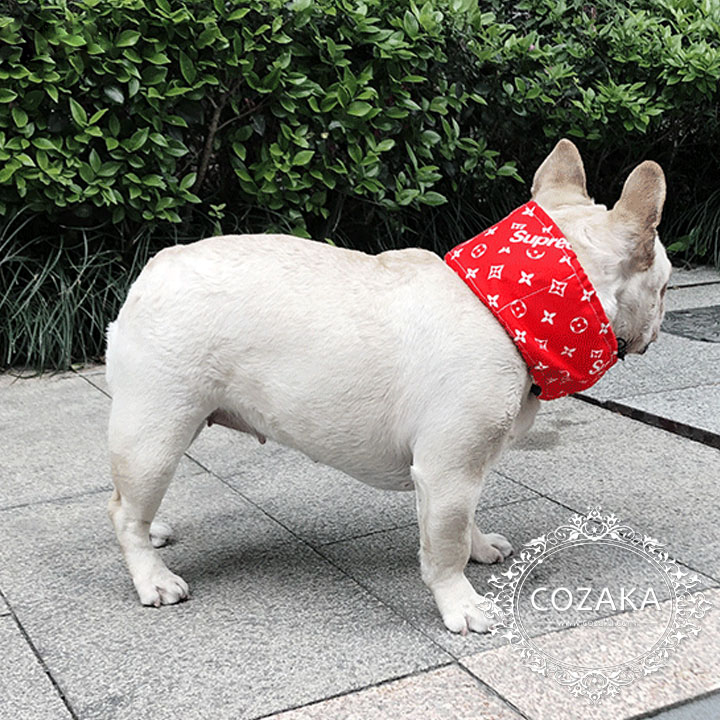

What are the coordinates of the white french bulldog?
(106, 139, 671, 634)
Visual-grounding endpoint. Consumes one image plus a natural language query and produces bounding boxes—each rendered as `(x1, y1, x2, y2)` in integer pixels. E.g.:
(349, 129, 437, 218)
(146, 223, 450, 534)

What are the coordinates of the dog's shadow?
(171, 516, 418, 590)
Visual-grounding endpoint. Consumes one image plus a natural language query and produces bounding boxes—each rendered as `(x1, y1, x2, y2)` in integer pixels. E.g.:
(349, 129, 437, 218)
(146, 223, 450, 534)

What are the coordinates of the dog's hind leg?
(108, 393, 205, 606)
(470, 526, 513, 564)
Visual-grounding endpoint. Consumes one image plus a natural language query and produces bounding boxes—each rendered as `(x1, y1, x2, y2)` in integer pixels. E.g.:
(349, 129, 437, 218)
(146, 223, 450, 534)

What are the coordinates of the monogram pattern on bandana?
(444, 201, 618, 400)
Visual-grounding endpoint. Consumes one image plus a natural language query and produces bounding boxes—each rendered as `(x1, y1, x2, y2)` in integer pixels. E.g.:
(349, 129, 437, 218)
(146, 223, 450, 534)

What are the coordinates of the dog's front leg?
(412, 461, 496, 635)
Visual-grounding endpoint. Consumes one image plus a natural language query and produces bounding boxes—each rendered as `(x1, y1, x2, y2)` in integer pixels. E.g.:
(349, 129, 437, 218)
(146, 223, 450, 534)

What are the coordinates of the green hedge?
(0, 0, 520, 237)
(1, 0, 719, 369)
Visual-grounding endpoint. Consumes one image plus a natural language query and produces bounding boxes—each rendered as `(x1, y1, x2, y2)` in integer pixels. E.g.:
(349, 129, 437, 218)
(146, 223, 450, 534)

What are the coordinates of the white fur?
(106, 141, 670, 633)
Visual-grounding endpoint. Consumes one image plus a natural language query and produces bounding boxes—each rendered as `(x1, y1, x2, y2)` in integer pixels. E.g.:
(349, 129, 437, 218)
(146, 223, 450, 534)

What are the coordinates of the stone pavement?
(1, 266, 719, 720)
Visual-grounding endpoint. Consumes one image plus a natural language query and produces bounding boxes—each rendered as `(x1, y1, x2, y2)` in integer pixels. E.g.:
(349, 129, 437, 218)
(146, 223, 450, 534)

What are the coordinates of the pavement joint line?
(0, 588, 80, 720)
(313, 494, 541, 548)
(629, 686, 720, 720)
(316, 520, 418, 546)
(668, 279, 720, 290)
(574, 393, 720, 450)
(248, 662, 460, 720)
(455, 661, 534, 720)
(592, 379, 720, 402)
(255, 661, 478, 720)
(74, 369, 111, 399)
(0, 486, 111, 514)
(493, 468, 720, 588)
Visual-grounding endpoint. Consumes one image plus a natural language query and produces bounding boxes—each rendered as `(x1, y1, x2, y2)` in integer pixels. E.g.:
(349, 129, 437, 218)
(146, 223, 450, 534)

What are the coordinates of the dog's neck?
(537, 203, 622, 327)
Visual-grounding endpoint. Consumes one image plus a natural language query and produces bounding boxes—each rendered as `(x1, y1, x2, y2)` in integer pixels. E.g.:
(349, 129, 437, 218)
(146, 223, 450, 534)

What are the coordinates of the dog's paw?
(432, 576, 494, 635)
(149, 521, 173, 548)
(470, 530, 513, 564)
(134, 567, 189, 607)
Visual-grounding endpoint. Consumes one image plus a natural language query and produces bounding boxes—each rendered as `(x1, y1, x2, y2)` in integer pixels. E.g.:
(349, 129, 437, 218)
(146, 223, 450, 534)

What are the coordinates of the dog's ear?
(531, 139, 591, 208)
(610, 161, 666, 272)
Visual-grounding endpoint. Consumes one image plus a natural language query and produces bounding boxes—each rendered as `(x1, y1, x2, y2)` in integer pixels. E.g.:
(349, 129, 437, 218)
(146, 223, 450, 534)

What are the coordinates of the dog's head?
(531, 139, 672, 356)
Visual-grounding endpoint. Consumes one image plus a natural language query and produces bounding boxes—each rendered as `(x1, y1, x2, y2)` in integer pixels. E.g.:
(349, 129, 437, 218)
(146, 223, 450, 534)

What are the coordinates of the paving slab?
(616, 384, 720, 437)
(322, 497, 574, 657)
(495, 398, 720, 580)
(0, 615, 73, 720)
(669, 266, 720, 288)
(0, 373, 114, 509)
(193, 425, 538, 546)
(0, 463, 449, 720)
(267, 664, 524, 720)
(461, 588, 720, 720)
(0, 594, 9, 615)
(663, 304, 720, 343)
(320, 495, 714, 659)
(648, 691, 720, 720)
(665, 283, 720, 312)
(581, 331, 720, 401)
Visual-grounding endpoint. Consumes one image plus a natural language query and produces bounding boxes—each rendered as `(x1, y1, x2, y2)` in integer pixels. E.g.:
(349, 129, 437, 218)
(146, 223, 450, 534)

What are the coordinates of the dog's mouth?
(619, 336, 656, 358)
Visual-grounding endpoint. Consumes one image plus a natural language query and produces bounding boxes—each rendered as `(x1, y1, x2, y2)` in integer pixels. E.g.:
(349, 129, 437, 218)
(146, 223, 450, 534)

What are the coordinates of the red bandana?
(445, 201, 618, 400)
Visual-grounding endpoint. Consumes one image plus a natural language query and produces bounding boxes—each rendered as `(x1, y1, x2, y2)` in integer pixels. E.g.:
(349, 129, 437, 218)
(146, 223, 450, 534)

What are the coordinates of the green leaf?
(104, 86, 124, 104)
(62, 34, 86, 47)
(420, 130, 441, 146)
(146, 51, 170, 65)
(148, 133, 166, 148)
(403, 11, 419, 38)
(0, 163, 18, 183)
(78, 163, 95, 183)
(32, 137, 57, 151)
(421, 191, 447, 206)
(292, 150, 314, 165)
(117, 30, 141, 47)
(36, 149, 48, 170)
(497, 164, 519, 178)
(197, 28, 217, 49)
(347, 101, 372, 117)
(227, 8, 250, 20)
(12, 107, 28, 127)
(142, 174, 165, 188)
(125, 127, 149, 151)
(179, 172, 196, 190)
(69, 98, 88, 126)
(89, 148, 101, 172)
(0, 89, 18, 103)
(89, 108, 108, 124)
(232, 141, 246, 160)
(179, 51, 196, 84)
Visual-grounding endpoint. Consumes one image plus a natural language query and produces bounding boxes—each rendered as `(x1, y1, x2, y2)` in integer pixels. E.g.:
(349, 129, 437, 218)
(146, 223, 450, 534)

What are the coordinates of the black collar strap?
(616, 337, 628, 360)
